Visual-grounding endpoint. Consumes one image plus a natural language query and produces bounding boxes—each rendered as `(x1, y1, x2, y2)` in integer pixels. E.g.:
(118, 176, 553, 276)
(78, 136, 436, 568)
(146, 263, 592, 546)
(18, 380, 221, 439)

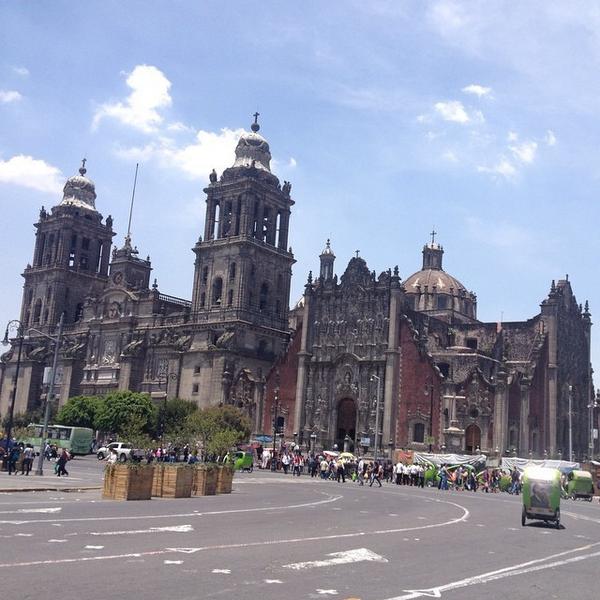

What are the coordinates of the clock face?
(112, 271, 123, 285)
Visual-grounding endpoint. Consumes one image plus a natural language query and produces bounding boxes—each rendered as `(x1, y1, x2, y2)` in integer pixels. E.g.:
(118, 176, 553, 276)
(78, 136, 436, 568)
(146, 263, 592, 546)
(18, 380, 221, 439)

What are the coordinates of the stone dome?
(232, 126, 272, 172)
(60, 162, 97, 211)
(404, 268, 467, 294)
(404, 241, 477, 321)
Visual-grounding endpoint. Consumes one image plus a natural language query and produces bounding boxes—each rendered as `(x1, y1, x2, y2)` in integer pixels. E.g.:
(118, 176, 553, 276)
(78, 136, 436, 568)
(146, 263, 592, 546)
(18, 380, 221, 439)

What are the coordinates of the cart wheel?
(521, 507, 526, 527)
(249, 465, 253, 473)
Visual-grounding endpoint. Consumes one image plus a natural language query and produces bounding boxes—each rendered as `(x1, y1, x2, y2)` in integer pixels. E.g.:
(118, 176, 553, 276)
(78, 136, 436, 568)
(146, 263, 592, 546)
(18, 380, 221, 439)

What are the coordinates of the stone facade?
(0, 121, 593, 460)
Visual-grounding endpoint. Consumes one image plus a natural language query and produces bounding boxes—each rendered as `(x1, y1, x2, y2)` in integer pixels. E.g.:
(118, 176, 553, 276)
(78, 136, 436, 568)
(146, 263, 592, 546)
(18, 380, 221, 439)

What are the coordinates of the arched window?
(74, 303, 83, 322)
(229, 263, 236, 281)
(259, 282, 269, 312)
(202, 266, 209, 284)
(200, 292, 206, 308)
(42, 308, 49, 324)
(213, 202, 220, 239)
(33, 299, 42, 324)
(212, 277, 223, 305)
(413, 422, 425, 444)
(227, 289, 233, 306)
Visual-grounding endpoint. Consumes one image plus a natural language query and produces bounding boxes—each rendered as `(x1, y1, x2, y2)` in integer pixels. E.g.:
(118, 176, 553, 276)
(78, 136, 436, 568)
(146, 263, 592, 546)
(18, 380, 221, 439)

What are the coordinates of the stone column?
(382, 281, 402, 447)
(205, 199, 216, 240)
(293, 287, 312, 434)
(278, 210, 290, 250)
(493, 369, 509, 454)
(519, 379, 530, 454)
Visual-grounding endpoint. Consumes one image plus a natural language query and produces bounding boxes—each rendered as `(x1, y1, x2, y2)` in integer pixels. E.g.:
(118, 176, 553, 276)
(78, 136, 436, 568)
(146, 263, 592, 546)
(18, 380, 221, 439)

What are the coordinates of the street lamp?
(310, 431, 317, 454)
(157, 371, 178, 443)
(271, 374, 281, 472)
(28, 313, 65, 477)
(1, 319, 25, 469)
(568, 385, 573, 462)
(588, 391, 599, 462)
(424, 379, 435, 452)
(370, 374, 381, 462)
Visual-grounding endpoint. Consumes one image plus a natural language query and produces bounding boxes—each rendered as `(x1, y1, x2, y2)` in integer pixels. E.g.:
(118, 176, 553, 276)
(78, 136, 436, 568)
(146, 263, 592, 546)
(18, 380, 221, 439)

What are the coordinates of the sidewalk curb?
(0, 485, 101, 494)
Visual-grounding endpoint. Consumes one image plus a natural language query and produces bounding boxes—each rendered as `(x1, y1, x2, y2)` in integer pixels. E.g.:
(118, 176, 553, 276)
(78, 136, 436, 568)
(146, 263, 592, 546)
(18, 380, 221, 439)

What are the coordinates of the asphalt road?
(0, 462, 599, 600)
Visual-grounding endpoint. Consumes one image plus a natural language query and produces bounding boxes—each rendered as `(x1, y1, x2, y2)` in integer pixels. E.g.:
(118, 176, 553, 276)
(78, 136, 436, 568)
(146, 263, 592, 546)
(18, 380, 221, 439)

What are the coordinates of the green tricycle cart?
(566, 470, 594, 501)
(521, 466, 562, 529)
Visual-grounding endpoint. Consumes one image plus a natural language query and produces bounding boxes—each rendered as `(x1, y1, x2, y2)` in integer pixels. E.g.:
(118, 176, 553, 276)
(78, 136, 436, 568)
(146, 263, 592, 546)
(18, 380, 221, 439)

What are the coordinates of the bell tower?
(20, 160, 115, 328)
(191, 117, 295, 331)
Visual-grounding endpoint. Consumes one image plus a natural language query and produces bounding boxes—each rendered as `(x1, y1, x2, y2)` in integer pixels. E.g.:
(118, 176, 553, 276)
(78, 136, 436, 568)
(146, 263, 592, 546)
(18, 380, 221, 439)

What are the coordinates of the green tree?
(96, 391, 157, 437)
(206, 428, 239, 459)
(205, 405, 252, 443)
(56, 396, 102, 430)
(158, 397, 198, 436)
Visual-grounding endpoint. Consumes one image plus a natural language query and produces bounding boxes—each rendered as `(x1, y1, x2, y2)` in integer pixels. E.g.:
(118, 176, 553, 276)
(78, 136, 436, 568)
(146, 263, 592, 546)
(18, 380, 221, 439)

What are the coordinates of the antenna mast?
(126, 163, 139, 241)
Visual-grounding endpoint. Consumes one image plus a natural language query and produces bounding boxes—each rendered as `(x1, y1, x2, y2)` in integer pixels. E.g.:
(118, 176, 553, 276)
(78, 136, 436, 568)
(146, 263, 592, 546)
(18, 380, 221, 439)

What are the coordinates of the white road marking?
(0, 493, 342, 525)
(48, 539, 67, 543)
(164, 560, 183, 565)
(15, 533, 33, 537)
(385, 542, 600, 600)
(284, 548, 387, 570)
(90, 524, 193, 536)
(0, 498, 469, 570)
(212, 568, 231, 574)
(0, 507, 61, 515)
(316, 590, 338, 596)
(85, 545, 104, 550)
(265, 579, 283, 584)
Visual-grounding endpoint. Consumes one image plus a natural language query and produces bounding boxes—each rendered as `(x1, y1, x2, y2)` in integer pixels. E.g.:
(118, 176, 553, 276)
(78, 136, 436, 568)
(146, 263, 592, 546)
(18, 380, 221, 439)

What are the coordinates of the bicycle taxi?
(521, 466, 561, 529)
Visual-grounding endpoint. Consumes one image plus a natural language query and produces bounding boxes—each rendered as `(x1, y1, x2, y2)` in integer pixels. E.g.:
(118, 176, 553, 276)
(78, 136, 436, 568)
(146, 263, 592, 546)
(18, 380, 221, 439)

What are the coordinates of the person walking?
(56, 449, 70, 477)
(7, 444, 20, 475)
(20, 444, 34, 475)
(369, 461, 382, 487)
(336, 459, 346, 483)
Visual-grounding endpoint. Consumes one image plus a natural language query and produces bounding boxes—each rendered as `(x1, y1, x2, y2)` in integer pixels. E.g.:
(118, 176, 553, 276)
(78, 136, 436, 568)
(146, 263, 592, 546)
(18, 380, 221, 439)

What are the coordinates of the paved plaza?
(0, 457, 599, 599)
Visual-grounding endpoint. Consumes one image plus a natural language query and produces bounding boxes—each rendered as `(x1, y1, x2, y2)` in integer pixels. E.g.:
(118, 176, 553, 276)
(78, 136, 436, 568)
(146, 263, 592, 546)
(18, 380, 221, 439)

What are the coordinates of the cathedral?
(0, 120, 594, 460)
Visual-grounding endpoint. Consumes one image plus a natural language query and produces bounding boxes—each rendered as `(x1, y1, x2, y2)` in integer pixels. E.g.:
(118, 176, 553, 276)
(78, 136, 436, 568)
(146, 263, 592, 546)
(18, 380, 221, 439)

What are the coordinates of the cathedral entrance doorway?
(465, 423, 481, 453)
(336, 398, 356, 451)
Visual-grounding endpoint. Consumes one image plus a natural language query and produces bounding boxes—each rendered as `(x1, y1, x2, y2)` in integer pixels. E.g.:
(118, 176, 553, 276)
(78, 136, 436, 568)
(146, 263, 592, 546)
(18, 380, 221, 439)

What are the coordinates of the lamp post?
(29, 313, 64, 477)
(588, 391, 599, 462)
(157, 371, 178, 444)
(310, 431, 317, 454)
(370, 374, 381, 462)
(424, 379, 435, 452)
(2, 319, 24, 469)
(271, 376, 281, 472)
(568, 385, 573, 462)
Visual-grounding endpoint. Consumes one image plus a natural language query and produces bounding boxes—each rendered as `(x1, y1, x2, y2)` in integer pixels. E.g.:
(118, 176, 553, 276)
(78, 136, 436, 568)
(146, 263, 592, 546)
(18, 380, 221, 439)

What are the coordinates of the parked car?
(96, 442, 143, 462)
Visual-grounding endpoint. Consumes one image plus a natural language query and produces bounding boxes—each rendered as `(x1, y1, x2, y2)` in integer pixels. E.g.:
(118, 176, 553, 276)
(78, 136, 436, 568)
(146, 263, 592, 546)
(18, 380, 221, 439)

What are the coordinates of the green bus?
(25, 424, 94, 456)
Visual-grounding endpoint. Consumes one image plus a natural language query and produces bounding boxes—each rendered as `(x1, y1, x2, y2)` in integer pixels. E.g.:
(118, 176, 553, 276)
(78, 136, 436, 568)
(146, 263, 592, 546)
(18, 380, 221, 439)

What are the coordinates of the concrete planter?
(103, 464, 154, 501)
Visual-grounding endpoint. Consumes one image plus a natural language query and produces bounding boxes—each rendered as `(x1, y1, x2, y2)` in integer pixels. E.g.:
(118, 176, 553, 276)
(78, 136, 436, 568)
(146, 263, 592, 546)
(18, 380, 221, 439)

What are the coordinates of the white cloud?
(288, 157, 297, 168)
(507, 131, 519, 142)
(116, 128, 244, 181)
(462, 84, 492, 98)
(434, 100, 470, 123)
(0, 90, 22, 103)
(0, 155, 63, 194)
(545, 130, 557, 146)
(93, 65, 172, 133)
(509, 140, 537, 163)
(12, 66, 29, 76)
(442, 150, 458, 162)
(477, 159, 517, 179)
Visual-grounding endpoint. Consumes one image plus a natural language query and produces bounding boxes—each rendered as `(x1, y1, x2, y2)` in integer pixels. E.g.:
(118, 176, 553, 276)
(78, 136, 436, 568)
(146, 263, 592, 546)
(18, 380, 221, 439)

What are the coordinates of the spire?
(79, 157, 87, 176)
(319, 239, 335, 280)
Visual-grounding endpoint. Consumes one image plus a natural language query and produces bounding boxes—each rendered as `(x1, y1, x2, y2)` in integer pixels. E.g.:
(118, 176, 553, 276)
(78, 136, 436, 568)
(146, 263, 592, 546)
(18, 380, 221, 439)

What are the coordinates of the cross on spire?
(251, 112, 260, 132)
(253, 111, 260, 124)
(355, 249, 360, 258)
(430, 228, 437, 245)
(79, 157, 87, 176)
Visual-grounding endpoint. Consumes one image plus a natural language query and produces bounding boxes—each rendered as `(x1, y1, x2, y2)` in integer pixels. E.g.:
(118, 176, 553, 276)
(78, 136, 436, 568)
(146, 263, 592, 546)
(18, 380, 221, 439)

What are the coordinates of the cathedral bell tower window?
(229, 263, 236, 281)
(212, 277, 223, 305)
(259, 282, 269, 312)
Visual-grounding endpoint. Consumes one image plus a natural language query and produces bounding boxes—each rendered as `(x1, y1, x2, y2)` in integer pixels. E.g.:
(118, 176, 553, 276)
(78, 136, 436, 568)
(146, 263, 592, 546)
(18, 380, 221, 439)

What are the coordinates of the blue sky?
(1, 1, 600, 374)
